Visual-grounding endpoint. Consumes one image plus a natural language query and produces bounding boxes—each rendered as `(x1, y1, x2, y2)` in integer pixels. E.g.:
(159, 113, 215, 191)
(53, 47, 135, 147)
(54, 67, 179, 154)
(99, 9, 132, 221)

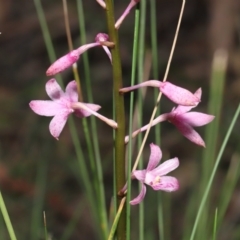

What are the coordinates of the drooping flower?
(29, 79, 117, 139)
(125, 88, 214, 147)
(115, 0, 140, 29)
(46, 33, 112, 76)
(130, 143, 179, 205)
(120, 80, 200, 106)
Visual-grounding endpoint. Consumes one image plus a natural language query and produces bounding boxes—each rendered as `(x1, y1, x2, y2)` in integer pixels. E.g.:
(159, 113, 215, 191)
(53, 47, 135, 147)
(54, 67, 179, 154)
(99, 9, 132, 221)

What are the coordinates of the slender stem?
(0, 191, 17, 240)
(105, 1, 126, 239)
(138, 0, 146, 239)
(126, 5, 140, 240)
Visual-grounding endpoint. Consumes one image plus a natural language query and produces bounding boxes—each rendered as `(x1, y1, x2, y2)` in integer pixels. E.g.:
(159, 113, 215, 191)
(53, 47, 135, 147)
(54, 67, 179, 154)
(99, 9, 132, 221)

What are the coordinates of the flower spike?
(130, 144, 179, 205)
(120, 80, 200, 106)
(46, 33, 112, 76)
(29, 79, 117, 139)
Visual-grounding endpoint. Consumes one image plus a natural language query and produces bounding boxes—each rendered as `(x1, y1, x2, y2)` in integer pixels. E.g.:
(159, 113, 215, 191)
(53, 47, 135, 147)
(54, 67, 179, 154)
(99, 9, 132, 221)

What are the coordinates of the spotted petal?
(173, 119, 205, 147)
(29, 100, 62, 116)
(178, 112, 215, 127)
(151, 176, 179, 192)
(150, 157, 179, 177)
(159, 81, 200, 106)
(49, 112, 71, 139)
(132, 169, 146, 182)
(147, 143, 162, 171)
(130, 183, 147, 205)
(174, 88, 202, 114)
(65, 81, 78, 102)
(46, 79, 64, 100)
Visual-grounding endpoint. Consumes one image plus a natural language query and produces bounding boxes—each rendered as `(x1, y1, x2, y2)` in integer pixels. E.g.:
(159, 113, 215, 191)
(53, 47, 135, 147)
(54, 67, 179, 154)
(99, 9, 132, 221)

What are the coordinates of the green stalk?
(126, 5, 140, 240)
(30, 146, 48, 240)
(138, 0, 146, 239)
(149, 0, 164, 238)
(105, 1, 126, 239)
(0, 192, 17, 240)
(212, 209, 218, 240)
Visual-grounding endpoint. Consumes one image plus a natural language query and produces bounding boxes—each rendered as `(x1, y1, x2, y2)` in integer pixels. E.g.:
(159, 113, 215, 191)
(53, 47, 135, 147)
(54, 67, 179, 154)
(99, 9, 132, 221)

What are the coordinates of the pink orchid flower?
(130, 143, 179, 205)
(125, 88, 214, 147)
(46, 33, 112, 76)
(29, 79, 117, 139)
(120, 80, 200, 106)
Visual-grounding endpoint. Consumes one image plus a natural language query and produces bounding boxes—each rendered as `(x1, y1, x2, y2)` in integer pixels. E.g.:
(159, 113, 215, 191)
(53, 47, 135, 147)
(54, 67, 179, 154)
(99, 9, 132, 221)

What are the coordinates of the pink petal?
(49, 112, 70, 139)
(151, 176, 179, 192)
(172, 120, 206, 147)
(150, 157, 179, 176)
(65, 81, 78, 102)
(130, 183, 147, 205)
(178, 112, 215, 127)
(46, 79, 64, 100)
(147, 143, 162, 171)
(95, 33, 109, 42)
(159, 81, 200, 106)
(115, 0, 139, 29)
(74, 103, 101, 118)
(46, 50, 80, 76)
(102, 46, 112, 62)
(77, 42, 100, 55)
(132, 170, 146, 182)
(29, 100, 63, 116)
(173, 88, 202, 114)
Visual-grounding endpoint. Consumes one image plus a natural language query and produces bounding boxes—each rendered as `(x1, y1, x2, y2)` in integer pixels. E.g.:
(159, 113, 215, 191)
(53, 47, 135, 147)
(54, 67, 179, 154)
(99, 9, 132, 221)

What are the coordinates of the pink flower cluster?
(29, 0, 214, 206)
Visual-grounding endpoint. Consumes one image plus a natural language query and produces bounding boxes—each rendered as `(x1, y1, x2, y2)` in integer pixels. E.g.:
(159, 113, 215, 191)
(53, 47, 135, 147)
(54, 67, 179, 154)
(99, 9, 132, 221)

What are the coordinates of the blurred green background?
(0, 0, 240, 239)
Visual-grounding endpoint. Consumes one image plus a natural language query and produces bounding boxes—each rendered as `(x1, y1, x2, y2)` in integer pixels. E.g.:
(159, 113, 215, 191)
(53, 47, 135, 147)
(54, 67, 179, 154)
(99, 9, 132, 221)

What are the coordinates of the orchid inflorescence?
(30, 0, 214, 206)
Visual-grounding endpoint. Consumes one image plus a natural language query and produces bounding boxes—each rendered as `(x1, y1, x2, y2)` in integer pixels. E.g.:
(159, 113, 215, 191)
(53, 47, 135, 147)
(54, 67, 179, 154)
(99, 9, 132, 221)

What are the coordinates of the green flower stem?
(126, 5, 140, 240)
(0, 191, 17, 240)
(105, 1, 126, 239)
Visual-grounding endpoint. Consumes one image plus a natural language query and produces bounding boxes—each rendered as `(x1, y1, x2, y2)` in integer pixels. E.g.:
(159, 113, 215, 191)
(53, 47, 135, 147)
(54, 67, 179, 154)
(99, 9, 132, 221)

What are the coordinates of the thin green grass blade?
(68, 117, 100, 232)
(0, 191, 17, 240)
(189, 103, 240, 240)
(198, 49, 228, 240)
(217, 153, 240, 231)
(149, 0, 165, 238)
(126, 5, 140, 240)
(108, 198, 126, 240)
(138, 0, 147, 239)
(212, 208, 218, 240)
(76, 1, 108, 237)
(60, 200, 85, 240)
(30, 147, 48, 240)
